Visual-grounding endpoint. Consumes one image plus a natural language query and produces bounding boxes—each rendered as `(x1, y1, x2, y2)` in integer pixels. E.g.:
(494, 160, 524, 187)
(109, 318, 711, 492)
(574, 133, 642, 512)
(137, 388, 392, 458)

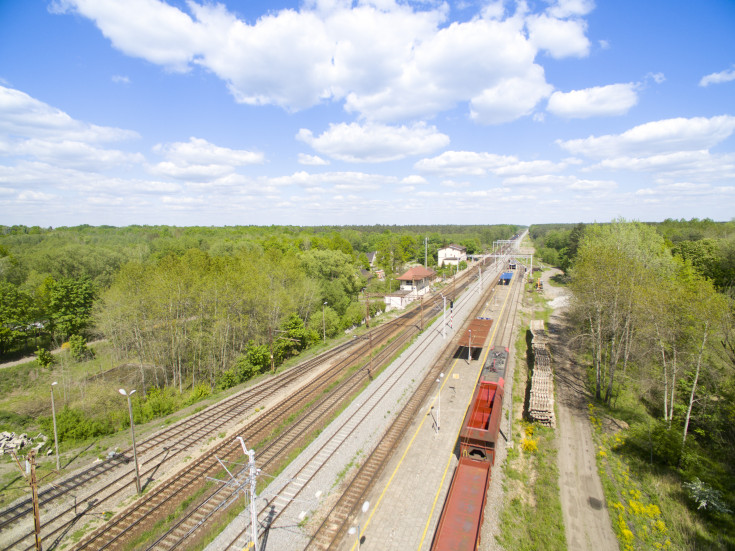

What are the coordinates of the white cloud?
(699, 66, 735, 87)
(470, 66, 553, 124)
(54, 1, 591, 124)
(415, 150, 518, 176)
(297, 122, 449, 162)
(10, 138, 144, 169)
(635, 182, 735, 197)
(557, 115, 735, 158)
(149, 137, 263, 181)
(547, 0, 595, 18)
(401, 175, 428, 185)
(547, 83, 638, 118)
(18, 190, 57, 202)
(153, 137, 263, 166)
(50, 0, 206, 72)
(112, 75, 130, 84)
(268, 170, 398, 189)
(0, 85, 138, 142)
(149, 161, 235, 181)
(526, 14, 590, 59)
(298, 153, 329, 166)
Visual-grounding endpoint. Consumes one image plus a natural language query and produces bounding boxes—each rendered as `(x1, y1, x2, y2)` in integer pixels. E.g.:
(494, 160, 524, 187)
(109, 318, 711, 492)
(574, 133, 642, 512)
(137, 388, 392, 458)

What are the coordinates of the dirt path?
(541, 269, 619, 551)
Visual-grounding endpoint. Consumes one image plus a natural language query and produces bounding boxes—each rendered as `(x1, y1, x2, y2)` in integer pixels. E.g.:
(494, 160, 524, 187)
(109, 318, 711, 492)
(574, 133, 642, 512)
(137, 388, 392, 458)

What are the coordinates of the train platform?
(337, 282, 517, 551)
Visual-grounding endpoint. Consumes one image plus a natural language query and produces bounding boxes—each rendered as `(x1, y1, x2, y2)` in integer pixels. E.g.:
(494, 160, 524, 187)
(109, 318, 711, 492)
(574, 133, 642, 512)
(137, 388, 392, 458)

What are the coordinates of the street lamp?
(322, 301, 328, 343)
(119, 388, 142, 494)
(348, 501, 370, 550)
(51, 381, 60, 471)
(468, 330, 472, 364)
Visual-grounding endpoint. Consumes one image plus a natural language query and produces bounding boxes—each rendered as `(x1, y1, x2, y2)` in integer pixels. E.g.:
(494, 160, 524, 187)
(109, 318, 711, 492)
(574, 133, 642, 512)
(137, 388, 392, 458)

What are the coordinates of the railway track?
(306, 260, 523, 551)
(1, 252, 507, 551)
(63, 258, 496, 550)
(212, 263, 501, 550)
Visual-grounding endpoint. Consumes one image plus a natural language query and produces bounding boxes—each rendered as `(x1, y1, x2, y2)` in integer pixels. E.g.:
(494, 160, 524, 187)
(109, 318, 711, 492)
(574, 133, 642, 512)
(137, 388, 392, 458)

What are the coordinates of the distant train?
(430, 347, 507, 551)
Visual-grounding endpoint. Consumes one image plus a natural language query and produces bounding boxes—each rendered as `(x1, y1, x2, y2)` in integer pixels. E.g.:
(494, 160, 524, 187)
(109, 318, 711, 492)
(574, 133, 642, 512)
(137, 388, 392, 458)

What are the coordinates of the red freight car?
(430, 457, 491, 551)
(431, 375, 505, 550)
(459, 377, 504, 464)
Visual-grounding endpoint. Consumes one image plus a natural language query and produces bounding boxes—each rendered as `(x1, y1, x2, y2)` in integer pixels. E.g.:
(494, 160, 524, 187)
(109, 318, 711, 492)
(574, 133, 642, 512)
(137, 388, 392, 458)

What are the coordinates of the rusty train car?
(430, 347, 507, 551)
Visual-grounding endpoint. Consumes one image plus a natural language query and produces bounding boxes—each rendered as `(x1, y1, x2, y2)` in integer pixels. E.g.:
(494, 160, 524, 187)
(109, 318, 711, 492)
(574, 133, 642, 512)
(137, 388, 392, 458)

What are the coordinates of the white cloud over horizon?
(51, 0, 592, 125)
(547, 83, 638, 118)
(699, 65, 735, 87)
(297, 122, 450, 163)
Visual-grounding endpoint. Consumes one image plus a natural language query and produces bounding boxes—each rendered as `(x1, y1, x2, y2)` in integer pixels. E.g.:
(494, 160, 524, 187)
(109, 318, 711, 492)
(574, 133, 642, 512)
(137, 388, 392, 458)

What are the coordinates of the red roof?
(397, 266, 436, 281)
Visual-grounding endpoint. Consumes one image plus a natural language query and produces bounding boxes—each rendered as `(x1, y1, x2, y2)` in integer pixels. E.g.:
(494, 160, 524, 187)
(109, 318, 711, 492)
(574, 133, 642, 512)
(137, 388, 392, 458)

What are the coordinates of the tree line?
(532, 219, 735, 529)
(0, 224, 520, 382)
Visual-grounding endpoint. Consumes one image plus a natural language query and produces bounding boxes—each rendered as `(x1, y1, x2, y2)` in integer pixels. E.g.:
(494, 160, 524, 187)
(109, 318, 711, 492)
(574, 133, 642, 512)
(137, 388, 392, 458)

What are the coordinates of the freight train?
(430, 346, 507, 551)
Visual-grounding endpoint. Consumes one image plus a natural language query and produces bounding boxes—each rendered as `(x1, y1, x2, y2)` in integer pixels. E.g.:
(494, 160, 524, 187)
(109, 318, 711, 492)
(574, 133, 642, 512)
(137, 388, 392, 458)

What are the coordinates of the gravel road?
(543, 268, 619, 551)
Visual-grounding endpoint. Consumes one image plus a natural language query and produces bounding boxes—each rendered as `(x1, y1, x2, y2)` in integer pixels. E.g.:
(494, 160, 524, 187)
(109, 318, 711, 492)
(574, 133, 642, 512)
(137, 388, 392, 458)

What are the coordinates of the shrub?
(217, 369, 239, 391)
(185, 383, 211, 406)
(68, 335, 95, 362)
(138, 387, 178, 421)
(39, 406, 115, 443)
(36, 347, 55, 368)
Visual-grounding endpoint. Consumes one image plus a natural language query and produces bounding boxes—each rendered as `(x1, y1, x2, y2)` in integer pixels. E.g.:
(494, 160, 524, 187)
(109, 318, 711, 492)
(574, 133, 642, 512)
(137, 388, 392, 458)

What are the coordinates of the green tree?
(47, 276, 96, 342)
(0, 282, 33, 355)
(570, 220, 671, 402)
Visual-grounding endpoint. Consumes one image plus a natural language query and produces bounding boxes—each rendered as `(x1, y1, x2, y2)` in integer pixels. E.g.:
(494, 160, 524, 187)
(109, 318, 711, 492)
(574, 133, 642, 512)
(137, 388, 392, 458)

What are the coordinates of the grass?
(497, 321, 566, 550)
(588, 400, 735, 550)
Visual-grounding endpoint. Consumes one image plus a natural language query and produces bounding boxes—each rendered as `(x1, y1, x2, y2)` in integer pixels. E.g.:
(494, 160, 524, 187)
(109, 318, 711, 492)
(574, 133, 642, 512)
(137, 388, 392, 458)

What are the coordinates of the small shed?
(384, 290, 412, 311)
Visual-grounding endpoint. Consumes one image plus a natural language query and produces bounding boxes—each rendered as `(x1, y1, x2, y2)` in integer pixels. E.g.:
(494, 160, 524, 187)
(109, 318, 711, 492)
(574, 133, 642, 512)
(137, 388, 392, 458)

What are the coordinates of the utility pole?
(236, 437, 260, 551)
(424, 237, 428, 268)
(442, 295, 446, 339)
(420, 295, 424, 330)
(51, 381, 60, 472)
(12, 450, 42, 551)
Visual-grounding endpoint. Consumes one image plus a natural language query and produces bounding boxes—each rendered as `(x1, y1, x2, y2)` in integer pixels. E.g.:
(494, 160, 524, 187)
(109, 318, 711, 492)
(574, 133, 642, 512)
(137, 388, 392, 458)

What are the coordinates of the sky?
(0, 0, 734, 228)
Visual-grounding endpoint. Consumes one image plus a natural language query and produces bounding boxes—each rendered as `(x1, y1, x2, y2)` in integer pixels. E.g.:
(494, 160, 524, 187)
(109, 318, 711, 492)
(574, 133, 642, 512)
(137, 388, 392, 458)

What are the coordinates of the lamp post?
(322, 301, 328, 343)
(50, 381, 60, 472)
(468, 329, 472, 364)
(119, 389, 142, 494)
(348, 501, 370, 550)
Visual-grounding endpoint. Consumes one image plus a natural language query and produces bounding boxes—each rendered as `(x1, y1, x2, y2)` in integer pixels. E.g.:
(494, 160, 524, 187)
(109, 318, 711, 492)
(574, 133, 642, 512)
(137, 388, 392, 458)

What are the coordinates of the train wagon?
(430, 457, 491, 551)
(431, 369, 505, 550)
(458, 377, 504, 464)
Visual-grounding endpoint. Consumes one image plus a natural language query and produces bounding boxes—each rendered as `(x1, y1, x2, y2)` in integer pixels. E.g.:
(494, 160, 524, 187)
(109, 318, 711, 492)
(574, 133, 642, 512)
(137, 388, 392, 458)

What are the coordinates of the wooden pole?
(12, 450, 42, 550)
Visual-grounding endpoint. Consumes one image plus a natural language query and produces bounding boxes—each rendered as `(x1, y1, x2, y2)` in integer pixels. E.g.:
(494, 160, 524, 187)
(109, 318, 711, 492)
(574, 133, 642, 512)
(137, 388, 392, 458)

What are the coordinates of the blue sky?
(1, 0, 734, 227)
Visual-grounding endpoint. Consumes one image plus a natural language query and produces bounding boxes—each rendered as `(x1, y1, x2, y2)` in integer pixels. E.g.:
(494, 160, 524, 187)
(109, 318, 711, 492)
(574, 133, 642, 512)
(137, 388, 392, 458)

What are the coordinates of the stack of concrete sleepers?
(528, 320, 555, 427)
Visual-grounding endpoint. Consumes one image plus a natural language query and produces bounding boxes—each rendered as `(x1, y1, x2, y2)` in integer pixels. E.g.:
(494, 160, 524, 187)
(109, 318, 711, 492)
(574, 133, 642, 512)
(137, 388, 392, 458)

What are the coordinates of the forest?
(531, 218, 735, 548)
(0, 223, 518, 446)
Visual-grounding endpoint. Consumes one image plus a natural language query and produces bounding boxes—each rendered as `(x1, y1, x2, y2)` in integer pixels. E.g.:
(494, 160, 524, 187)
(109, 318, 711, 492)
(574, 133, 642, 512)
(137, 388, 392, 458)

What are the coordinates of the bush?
(68, 335, 93, 361)
(35, 346, 55, 368)
(217, 369, 239, 391)
(138, 387, 178, 422)
(185, 383, 211, 406)
(68, 335, 95, 362)
(625, 419, 682, 466)
(0, 410, 34, 432)
(39, 406, 115, 443)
